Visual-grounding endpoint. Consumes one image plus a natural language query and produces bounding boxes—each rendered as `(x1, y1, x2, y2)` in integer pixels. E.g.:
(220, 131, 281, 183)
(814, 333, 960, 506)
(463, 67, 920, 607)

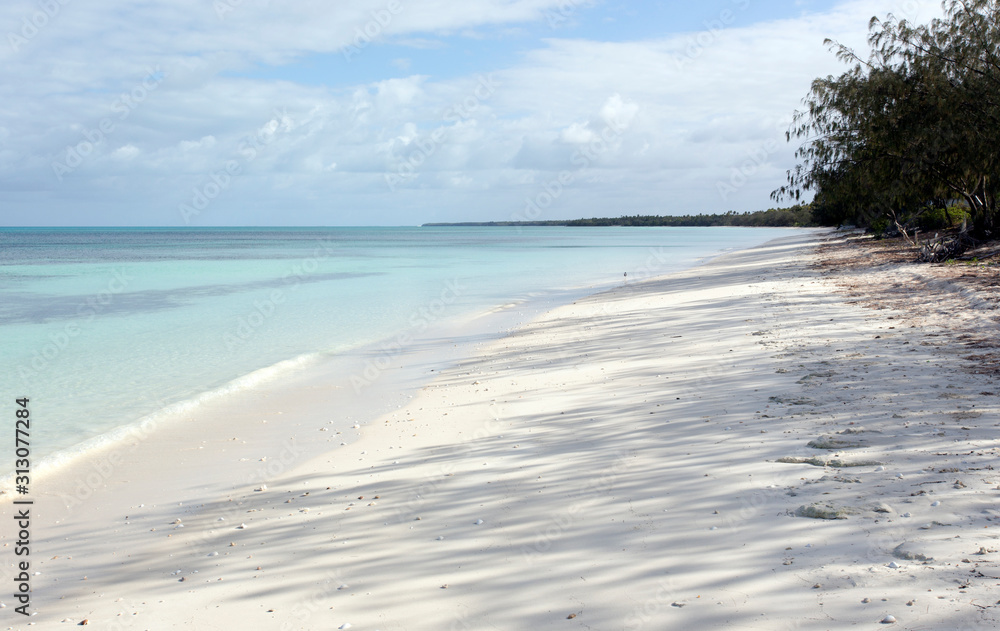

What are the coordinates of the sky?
(0, 0, 940, 226)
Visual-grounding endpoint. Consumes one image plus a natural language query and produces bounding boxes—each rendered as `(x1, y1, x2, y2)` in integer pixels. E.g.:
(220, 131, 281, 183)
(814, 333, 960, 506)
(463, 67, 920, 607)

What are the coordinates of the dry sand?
(4, 230, 1000, 630)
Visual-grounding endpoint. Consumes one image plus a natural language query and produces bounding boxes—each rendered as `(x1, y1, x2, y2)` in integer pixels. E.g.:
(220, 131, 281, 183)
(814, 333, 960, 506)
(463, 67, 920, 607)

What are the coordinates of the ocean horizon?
(1, 226, 800, 476)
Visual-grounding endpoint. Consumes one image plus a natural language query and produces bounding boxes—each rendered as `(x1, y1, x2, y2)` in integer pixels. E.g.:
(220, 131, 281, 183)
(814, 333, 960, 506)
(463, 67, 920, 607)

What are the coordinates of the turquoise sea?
(0, 226, 798, 471)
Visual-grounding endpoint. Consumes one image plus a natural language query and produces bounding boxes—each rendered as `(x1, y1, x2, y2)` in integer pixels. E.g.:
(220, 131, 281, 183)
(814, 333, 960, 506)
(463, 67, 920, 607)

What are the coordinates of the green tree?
(774, 0, 1000, 241)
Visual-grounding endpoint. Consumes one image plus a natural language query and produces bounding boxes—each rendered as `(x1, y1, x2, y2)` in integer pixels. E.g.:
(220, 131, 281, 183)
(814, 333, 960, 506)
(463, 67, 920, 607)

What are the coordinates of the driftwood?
(917, 232, 982, 262)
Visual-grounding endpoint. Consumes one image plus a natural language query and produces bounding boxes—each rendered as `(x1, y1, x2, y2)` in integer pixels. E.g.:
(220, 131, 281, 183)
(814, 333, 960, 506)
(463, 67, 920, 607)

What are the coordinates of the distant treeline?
(424, 205, 820, 228)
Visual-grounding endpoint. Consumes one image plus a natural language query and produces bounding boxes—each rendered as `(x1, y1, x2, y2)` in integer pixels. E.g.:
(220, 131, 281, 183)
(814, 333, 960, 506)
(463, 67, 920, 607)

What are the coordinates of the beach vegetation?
(423, 204, 820, 228)
(774, 0, 1000, 257)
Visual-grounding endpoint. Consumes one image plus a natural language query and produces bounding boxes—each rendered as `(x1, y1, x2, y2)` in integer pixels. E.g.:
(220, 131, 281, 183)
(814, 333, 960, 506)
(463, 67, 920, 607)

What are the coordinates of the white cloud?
(111, 144, 140, 160)
(559, 123, 594, 144)
(0, 0, 949, 225)
(178, 136, 216, 152)
(600, 94, 638, 130)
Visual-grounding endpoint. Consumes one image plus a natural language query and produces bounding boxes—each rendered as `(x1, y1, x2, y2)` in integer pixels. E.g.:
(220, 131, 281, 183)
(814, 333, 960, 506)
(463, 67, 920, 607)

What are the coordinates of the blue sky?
(0, 0, 937, 226)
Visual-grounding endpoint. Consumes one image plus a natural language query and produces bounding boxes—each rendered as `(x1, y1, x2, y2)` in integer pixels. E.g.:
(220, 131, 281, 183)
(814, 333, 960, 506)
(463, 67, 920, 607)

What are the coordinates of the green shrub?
(916, 205, 969, 231)
(870, 216, 890, 239)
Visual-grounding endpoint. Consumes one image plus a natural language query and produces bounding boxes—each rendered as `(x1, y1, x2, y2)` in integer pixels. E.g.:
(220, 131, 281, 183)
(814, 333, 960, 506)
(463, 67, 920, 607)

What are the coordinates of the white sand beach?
(5, 230, 1000, 630)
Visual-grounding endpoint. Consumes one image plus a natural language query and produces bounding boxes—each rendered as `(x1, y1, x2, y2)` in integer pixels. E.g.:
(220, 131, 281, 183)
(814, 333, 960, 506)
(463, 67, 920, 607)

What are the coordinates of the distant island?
(424, 205, 821, 228)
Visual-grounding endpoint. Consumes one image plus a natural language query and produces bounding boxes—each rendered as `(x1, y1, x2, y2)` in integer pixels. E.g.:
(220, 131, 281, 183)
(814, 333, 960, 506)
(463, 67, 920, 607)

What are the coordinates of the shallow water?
(0, 226, 798, 467)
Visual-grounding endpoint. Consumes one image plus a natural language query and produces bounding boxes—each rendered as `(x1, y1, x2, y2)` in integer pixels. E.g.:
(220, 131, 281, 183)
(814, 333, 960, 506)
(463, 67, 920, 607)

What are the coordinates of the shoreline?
(5, 229, 999, 629)
(0, 230, 776, 492)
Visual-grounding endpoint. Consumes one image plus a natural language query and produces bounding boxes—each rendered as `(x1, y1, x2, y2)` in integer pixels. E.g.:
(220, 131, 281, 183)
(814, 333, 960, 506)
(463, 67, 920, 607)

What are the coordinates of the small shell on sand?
(339, 624, 352, 629)
(256, 485, 267, 492)
(881, 615, 897, 624)
(237, 523, 248, 529)
(208, 551, 218, 557)
(474, 519, 484, 525)
(887, 561, 900, 569)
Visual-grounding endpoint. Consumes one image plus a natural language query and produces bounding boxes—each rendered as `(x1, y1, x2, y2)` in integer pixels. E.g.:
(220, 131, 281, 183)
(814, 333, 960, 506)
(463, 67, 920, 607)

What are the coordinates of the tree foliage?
(424, 205, 819, 228)
(563, 206, 817, 227)
(774, 0, 1000, 241)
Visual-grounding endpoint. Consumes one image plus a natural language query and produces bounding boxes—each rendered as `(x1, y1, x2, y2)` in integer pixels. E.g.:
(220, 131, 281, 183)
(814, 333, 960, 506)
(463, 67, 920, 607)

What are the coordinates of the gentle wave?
(0, 350, 325, 495)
